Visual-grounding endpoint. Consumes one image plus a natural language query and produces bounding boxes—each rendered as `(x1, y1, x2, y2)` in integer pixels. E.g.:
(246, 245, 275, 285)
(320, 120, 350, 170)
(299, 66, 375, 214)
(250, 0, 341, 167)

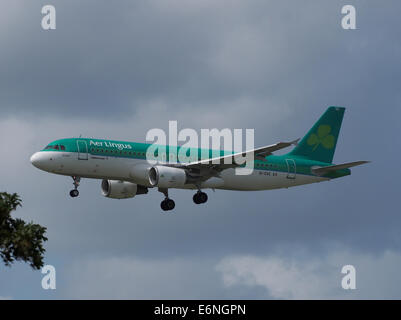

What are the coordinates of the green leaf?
(322, 135, 335, 149)
(317, 125, 331, 138)
(307, 133, 319, 146)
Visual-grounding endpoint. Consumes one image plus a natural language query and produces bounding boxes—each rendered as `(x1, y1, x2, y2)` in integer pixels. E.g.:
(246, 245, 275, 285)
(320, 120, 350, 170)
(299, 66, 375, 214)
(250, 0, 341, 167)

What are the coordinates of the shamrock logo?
(307, 125, 335, 151)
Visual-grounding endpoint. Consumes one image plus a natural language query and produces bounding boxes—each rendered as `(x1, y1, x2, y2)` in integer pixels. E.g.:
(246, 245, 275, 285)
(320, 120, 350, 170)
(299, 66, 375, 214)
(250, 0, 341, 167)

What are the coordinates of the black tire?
(166, 199, 175, 210)
(70, 190, 79, 197)
(160, 200, 168, 211)
(193, 192, 207, 204)
(199, 192, 208, 203)
(193, 193, 201, 204)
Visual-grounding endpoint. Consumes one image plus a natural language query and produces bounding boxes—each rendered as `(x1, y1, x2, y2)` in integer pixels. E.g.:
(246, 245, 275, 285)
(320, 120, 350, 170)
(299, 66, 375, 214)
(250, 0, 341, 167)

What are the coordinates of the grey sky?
(0, 0, 400, 299)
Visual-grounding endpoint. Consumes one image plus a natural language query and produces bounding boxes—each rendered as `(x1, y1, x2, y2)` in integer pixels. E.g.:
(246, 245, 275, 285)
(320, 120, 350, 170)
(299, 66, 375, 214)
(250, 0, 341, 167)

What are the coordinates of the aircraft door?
(286, 159, 296, 179)
(77, 140, 88, 160)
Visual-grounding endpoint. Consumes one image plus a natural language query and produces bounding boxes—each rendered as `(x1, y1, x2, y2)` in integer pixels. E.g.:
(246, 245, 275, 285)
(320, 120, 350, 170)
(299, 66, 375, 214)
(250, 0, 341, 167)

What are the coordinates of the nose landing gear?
(69, 189, 79, 197)
(70, 176, 81, 198)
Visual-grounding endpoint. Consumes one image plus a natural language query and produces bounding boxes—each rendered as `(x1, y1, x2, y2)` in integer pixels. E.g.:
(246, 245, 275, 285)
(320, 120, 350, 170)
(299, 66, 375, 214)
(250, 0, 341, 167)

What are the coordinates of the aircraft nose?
(30, 152, 46, 169)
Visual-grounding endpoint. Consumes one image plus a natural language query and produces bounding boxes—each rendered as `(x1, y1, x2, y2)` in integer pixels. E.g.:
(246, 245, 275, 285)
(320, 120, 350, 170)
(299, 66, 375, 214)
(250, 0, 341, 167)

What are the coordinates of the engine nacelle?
(101, 180, 148, 199)
(129, 163, 153, 187)
(149, 166, 187, 188)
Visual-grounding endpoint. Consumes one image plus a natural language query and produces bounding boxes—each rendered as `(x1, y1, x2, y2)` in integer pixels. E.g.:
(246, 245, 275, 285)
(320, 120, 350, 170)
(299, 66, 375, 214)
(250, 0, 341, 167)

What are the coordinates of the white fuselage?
(31, 151, 327, 191)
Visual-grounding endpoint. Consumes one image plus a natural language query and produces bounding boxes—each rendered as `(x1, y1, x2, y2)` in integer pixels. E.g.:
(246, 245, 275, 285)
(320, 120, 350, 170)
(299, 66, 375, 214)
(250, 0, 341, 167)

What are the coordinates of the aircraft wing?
(311, 161, 370, 176)
(183, 138, 299, 170)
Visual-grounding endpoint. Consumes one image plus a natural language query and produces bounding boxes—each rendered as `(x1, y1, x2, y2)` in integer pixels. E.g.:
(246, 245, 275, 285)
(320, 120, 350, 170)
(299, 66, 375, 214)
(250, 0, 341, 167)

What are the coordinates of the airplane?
(30, 106, 368, 211)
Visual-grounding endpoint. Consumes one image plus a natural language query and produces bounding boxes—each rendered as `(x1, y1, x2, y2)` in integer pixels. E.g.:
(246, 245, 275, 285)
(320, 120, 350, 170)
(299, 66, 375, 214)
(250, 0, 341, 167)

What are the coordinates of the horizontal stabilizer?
(311, 161, 370, 176)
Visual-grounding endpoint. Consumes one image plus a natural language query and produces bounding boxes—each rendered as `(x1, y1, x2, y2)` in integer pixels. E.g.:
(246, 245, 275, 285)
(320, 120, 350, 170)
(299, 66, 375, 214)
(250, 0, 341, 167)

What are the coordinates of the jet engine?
(148, 166, 187, 188)
(129, 163, 153, 187)
(101, 180, 148, 199)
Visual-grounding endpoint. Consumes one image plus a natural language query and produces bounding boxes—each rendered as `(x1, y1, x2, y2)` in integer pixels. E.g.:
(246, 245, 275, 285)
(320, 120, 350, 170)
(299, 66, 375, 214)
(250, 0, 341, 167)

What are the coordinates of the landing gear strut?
(193, 191, 208, 204)
(70, 176, 81, 198)
(158, 188, 175, 211)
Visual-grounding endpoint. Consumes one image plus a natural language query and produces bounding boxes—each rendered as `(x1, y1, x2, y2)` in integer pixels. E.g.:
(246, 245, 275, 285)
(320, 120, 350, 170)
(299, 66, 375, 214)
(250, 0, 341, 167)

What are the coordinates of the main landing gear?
(70, 176, 81, 198)
(159, 188, 175, 211)
(193, 191, 208, 204)
(155, 187, 210, 211)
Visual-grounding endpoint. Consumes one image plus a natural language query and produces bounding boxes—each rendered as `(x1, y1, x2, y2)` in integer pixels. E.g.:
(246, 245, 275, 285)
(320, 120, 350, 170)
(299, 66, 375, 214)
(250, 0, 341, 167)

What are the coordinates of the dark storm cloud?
(0, 0, 236, 117)
(0, 0, 400, 299)
(0, 0, 398, 120)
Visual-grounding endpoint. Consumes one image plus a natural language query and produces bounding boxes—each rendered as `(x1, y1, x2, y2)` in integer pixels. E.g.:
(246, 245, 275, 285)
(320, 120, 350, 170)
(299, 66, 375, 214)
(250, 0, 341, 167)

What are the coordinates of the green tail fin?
(289, 106, 345, 163)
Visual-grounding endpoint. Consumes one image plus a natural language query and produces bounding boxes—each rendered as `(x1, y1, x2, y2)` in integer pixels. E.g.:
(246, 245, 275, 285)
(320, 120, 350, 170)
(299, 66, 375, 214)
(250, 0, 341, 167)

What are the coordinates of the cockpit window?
(44, 144, 65, 151)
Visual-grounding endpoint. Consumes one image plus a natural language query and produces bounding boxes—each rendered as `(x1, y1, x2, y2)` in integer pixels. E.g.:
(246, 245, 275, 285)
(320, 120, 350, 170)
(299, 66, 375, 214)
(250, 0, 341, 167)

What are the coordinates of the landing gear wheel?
(193, 191, 208, 204)
(158, 188, 175, 212)
(70, 189, 79, 198)
(161, 199, 175, 211)
(70, 176, 81, 198)
(161, 201, 167, 211)
(166, 199, 175, 210)
(193, 194, 200, 204)
(199, 192, 208, 203)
